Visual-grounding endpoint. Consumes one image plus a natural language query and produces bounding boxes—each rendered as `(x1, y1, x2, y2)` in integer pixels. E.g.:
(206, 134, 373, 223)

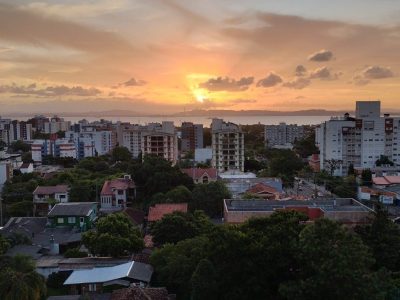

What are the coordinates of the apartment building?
(44, 116, 71, 134)
(181, 122, 204, 152)
(211, 118, 244, 172)
(120, 124, 145, 158)
(141, 122, 178, 164)
(265, 122, 305, 147)
(317, 101, 400, 176)
(31, 139, 77, 163)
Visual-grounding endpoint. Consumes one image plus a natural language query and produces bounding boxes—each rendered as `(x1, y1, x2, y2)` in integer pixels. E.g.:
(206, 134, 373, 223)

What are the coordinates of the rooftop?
(373, 176, 400, 186)
(48, 202, 96, 217)
(224, 198, 373, 213)
(101, 177, 135, 195)
(64, 261, 153, 285)
(181, 168, 217, 180)
(33, 185, 69, 195)
(148, 203, 188, 222)
(111, 287, 170, 300)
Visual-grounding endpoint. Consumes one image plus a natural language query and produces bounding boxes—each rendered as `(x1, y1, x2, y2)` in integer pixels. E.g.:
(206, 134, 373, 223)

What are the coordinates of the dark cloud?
(283, 77, 311, 89)
(256, 73, 283, 88)
(309, 66, 341, 80)
(199, 76, 254, 92)
(120, 78, 147, 87)
(0, 83, 101, 97)
(295, 65, 307, 76)
(308, 49, 334, 62)
(362, 65, 394, 79)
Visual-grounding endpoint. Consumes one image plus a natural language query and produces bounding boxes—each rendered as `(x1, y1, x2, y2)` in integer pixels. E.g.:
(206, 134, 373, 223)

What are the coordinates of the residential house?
(33, 185, 70, 216)
(148, 203, 188, 223)
(63, 261, 153, 295)
(358, 186, 397, 205)
(245, 182, 283, 200)
(47, 202, 97, 231)
(19, 162, 34, 174)
(100, 175, 136, 212)
(181, 168, 217, 184)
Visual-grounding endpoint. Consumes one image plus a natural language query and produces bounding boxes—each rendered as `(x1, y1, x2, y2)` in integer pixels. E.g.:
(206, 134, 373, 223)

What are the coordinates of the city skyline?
(1, 1, 400, 114)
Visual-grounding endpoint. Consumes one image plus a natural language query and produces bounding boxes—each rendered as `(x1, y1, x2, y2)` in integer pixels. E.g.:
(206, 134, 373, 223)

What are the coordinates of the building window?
(68, 217, 75, 224)
(89, 284, 96, 291)
(57, 218, 64, 224)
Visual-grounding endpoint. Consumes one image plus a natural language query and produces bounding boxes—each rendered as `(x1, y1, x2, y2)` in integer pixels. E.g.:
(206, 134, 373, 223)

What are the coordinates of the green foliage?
(191, 181, 231, 217)
(47, 271, 71, 289)
(149, 185, 192, 205)
(191, 259, 217, 300)
(376, 155, 394, 167)
(8, 200, 33, 217)
(9, 140, 31, 153)
(82, 213, 143, 257)
(63, 248, 88, 258)
(355, 206, 400, 271)
(151, 211, 213, 245)
(361, 169, 373, 186)
(280, 218, 380, 300)
(0, 235, 10, 255)
(266, 149, 304, 186)
(0, 255, 46, 300)
(293, 133, 319, 158)
(111, 146, 132, 162)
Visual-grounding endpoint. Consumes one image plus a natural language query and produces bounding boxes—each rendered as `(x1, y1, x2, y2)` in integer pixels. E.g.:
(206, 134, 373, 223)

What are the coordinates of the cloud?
(308, 49, 334, 62)
(0, 4, 135, 55)
(283, 77, 311, 89)
(0, 83, 101, 97)
(295, 65, 307, 76)
(309, 66, 341, 80)
(119, 78, 147, 87)
(199, 76, 254, 92)
(228, 98, 257, 104)
(362, 65, 394, 79)
(256, 73, 283, 88)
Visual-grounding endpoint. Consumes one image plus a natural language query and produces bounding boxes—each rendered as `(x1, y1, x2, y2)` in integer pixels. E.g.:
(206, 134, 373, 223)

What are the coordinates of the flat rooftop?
(225, 198, 372, 213)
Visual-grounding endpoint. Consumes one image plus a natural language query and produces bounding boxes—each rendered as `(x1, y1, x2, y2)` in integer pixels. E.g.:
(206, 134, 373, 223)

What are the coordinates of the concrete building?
(265, 122, 305, 147)
(100, 175, 136, 212)
(121, 124, 145, 158)
(211, 118, 244, 172)
(181, 122, 203, 152)
(224, 198, 373, 225)
(141, 122, 178, 164)
(44, 116, 71, 134)
(33, 185, 70, 216)
(317, 101, 400, 176)
(31, 139, 77, 163)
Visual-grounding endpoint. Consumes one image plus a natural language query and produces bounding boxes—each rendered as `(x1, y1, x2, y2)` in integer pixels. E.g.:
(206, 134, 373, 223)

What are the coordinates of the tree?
(150, 185, 193, 205)
(0, 235, 10, 255)
(361, 169, 373, 186)
(8, 201, 33, 217)
(69, 183, 93, 202)
(0, 255, 46, 300)
(325, 159, 342, 176)
(64, 247, 88, 258)
(82, 213, 143, 257)
(191, 259, 217, 300)
(376, 155, 394, 167)
(151, 211, 213, 245)
(355, 206, 400, 271)
(348, 163, 355, 175)
(294, 134, 319, 158)
(191, 181, 231, 217)
(280, 218, 379, 300)
(9, 140, 31, 153)
(111, 146, 132, 162)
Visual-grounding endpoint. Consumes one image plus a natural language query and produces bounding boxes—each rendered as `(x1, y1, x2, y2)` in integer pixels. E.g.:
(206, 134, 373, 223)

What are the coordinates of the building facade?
(181, 122, 204, 152)
(265, 122, 305, 147)
(211, 118, 244, 172)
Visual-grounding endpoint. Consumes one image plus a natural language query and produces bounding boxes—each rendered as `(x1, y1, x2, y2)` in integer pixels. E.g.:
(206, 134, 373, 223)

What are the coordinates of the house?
(64, 261, 153, 295)
(373, 176, 400, 187)
(100, 175, 136, 212)
(181, 168, 218, 184)
(47, 202, 97, 231)
(148, 203, 188, 222)
(223, 198, 373, 225)
(123, 208, 145, 229)
(33, 185, 70, 216)
(245, 182, 283, 200)
(19, 162, 34, 174)
(358, 186, 397, 205)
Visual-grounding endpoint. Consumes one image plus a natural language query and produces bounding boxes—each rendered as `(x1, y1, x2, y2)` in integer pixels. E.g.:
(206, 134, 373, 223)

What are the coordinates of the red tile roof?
(123, 208, 144, 225)
(372, 176, 400, 185)
(360, 186, 396, 197)
(181, 168, 217, 180)
(101, 178, 136, 195)
(33, 185, 69, 195)
(148, 203, 188, 222)
(246, 182, 279, 195)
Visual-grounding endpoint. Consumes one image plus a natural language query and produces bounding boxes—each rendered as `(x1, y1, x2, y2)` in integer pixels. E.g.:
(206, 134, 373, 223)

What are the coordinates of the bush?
(64, 247, 88, 258)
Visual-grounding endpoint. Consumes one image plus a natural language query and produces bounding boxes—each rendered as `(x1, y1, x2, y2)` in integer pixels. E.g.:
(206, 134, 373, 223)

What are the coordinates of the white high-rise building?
(141, 121, 178, 164)
(317, 100, 400, 176)
(44, 116, 71, 134)
(120, 124, 146, 158)
(265, 123, 305, 147)
(211, 118, 244, 172)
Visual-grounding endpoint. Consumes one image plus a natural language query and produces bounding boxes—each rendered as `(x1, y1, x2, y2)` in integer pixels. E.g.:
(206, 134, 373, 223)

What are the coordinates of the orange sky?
(1, 1, 400, 114)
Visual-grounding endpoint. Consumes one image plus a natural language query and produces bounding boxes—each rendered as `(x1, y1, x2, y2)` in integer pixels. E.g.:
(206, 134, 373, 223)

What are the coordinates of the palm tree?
(0, 255, 46, 300)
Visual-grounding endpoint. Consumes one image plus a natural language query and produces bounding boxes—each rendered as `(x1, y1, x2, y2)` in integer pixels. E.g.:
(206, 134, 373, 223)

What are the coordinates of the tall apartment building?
(211, 118, 244, 172)
(317, 101, 400, 176)
(119, 124, 145, 158)
(181, 122, 204, 152)
(141, 121, 178, 164)
(27, 115, 50, 132)
(44, 116, 71, 134)
(265, 123, 305, 147)
(0, 120, 33, 144)
(31, 139, 77, 163)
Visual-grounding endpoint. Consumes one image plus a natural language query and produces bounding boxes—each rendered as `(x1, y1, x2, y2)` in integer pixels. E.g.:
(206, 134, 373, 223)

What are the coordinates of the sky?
(1, 0, 400, 114)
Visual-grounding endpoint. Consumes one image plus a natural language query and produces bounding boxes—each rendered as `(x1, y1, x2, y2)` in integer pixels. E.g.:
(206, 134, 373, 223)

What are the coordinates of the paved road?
(285, 178, 333, 199)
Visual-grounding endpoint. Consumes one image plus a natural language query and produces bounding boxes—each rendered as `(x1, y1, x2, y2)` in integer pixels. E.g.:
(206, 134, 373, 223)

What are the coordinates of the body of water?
(5, 115, 331, 126)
